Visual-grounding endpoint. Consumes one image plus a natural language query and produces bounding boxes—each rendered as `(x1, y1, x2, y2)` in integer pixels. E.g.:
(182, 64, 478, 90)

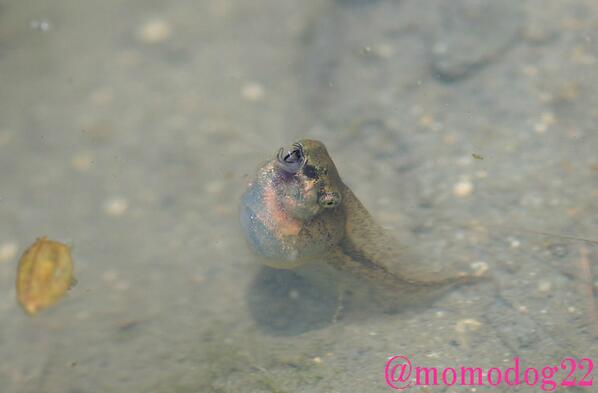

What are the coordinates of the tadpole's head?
(240, 139, 346, 265)
(274, 139, 343, 220)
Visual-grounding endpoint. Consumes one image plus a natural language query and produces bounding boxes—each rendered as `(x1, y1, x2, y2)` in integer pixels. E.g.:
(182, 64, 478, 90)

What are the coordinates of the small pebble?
(455, 319, 482, 349)
(215, 205, 234, 216)
(374, 43, 394, 59)
(537, 280, 552, 292)
(103, 197, 129, 216)
(443, 134, 457, 145)
(289, 289, 300, 300)
(71, 152, 94, 172)
(205, 181, 224, 194)
(90, 87, 114, 106)
(137, 19, 171, 44)
(455, 318, 482, 333)
(541, 112, 556, 126)
(534, 122, 547, 134)
(115, 280, 130, 291)
(522, 65, 538, 77)
(30, 19, 51, 32)
(470, 261, 489, 277)
(418, 114, 437, 129)
(102, 270, 118, 282)
(0, 131, 12, 147)
(476, 170, 488, 178)
(0, 242, 18, 263)
(75, 310, 91, 320)
(312, 357, 322, 364)
(116, 50, 141, 67)
(241, 82, 265, 101)
(568, 306, 576, 313)
(191, 274, 205, 284)
(453, 180, 474, 197)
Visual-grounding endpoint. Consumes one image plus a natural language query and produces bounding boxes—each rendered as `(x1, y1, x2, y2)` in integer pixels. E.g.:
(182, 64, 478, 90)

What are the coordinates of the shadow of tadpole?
(247, 264, 494, 336)
(247, 266, 339, 336)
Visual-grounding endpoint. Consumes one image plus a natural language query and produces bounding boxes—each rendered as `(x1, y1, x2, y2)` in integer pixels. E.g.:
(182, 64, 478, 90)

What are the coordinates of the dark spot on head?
(303, 165, 319, 180)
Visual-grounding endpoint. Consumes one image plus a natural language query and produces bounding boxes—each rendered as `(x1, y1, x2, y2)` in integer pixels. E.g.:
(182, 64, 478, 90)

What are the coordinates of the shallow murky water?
(0, 1, 596, 392)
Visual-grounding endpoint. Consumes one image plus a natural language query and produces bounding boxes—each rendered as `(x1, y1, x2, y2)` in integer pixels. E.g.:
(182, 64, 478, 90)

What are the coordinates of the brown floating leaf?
(16, 237, 75, 315)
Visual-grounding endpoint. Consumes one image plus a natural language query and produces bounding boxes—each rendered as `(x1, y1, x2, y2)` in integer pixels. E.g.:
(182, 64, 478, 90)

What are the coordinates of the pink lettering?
(540, 366, 557, 392)
(487, 367, 502, 386)
(524, 367, 539, 386)
(460, 367, 483, 386)
(442, 367, 457, 386)
(415, 367, 438, 386)
(504, 357, 521, 385)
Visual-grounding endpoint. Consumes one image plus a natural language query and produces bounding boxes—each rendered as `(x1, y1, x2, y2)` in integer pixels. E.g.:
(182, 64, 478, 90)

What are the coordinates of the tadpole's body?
(240, 140, 476, 306)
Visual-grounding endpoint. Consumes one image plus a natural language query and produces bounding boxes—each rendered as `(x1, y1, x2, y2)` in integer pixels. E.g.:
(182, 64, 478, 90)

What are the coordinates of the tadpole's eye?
(276, 143, 306, 174)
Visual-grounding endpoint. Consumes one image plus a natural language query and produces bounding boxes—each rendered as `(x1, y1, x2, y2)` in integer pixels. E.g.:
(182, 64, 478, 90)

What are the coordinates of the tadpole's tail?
(335, 186, 495, 307)
(330, 244, 493, 307)
(385, 272, 492, 307)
